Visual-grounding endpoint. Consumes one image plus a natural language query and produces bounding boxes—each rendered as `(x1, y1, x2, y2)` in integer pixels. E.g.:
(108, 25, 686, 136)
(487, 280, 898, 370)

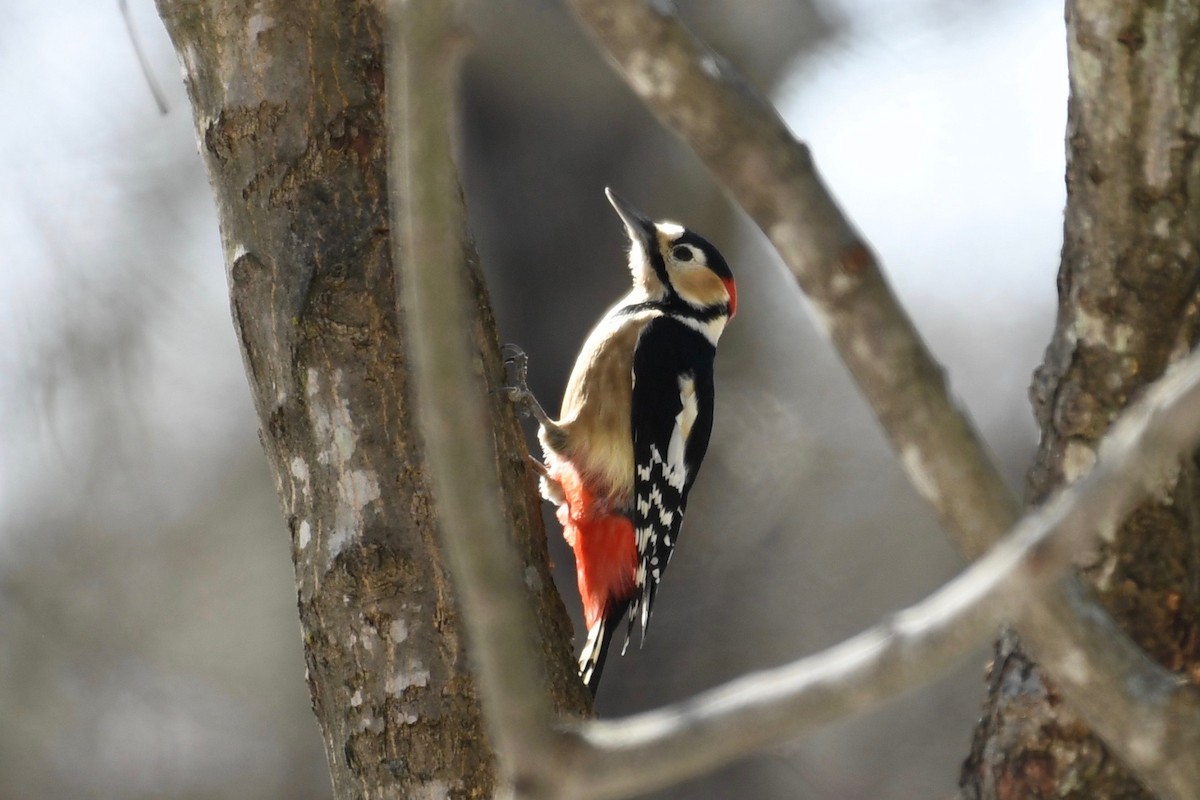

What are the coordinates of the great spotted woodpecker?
(505, 188, 736, 694)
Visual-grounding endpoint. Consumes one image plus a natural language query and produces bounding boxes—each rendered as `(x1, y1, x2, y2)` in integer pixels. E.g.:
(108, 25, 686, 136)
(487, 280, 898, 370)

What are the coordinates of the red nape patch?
(547, 458, 637, 629)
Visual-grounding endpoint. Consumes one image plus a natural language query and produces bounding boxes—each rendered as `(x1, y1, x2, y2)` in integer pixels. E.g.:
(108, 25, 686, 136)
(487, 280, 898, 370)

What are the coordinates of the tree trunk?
(153, 2, 591, 797)
(961, 2, 1200, 797)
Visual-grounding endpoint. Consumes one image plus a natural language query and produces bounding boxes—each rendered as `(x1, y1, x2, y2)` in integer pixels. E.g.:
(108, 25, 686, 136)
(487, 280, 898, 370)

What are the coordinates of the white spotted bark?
(153, 2, 591, 797)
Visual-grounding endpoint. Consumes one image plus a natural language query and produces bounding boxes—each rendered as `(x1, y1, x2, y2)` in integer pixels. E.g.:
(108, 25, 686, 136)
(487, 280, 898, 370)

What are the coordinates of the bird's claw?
(527, 455, 549, 478)
(498, 343, 561, 437)
(499, 343, 534, 414)
(501, 344, 530, 387)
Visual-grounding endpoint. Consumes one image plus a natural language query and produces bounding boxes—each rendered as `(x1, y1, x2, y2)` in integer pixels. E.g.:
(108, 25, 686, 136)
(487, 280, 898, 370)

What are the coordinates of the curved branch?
(382, 1, 1200, 797)
(563, 1, 1200, 797)
(561, 351, 1200, 799)
(385, 0, 565, 783)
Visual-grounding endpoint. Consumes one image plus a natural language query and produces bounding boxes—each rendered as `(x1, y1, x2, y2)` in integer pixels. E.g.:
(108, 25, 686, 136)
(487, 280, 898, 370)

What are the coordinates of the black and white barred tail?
(578, 597, 633, 696)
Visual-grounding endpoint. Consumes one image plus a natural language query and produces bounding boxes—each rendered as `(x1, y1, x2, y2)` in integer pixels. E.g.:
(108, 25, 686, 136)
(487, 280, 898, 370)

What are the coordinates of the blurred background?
(0, 0, 1064, 797)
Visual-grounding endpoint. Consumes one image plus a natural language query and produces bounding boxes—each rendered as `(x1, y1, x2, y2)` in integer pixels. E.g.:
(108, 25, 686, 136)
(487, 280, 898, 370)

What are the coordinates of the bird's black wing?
(626, 316, 716, 647)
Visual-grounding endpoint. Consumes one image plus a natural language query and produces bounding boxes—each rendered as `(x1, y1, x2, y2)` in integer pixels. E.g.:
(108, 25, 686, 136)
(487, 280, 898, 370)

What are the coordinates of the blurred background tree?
(0, 0, 1064, 798)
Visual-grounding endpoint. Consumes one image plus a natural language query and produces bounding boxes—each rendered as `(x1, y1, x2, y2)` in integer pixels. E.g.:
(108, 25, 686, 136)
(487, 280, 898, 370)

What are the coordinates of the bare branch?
(563, 1, 1200, 796)
(384, 2, 1200, 795)
(384, 0, 562, 785)
(565, 0, 1013, 557)
(559, 350, 1200, 799)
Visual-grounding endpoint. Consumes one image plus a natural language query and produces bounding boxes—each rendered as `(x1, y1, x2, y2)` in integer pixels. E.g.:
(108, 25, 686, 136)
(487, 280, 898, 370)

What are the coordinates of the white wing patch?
(628, 373, 701, 643)
(667, 376, 698, 488)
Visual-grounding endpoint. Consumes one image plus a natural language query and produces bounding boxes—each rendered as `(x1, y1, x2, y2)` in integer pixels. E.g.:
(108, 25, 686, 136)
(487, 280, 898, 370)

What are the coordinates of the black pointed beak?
(605, 187, 655, 247)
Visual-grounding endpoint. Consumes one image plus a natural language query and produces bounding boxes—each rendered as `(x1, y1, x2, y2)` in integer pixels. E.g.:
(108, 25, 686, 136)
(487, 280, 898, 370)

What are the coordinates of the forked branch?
(563, 1, 1200, 797)
(389, 2, 1200, 799)
(557, 351, 1200, 798)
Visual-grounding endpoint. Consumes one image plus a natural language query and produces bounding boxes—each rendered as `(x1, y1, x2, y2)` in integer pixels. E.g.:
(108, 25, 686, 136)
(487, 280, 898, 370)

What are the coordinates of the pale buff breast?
(552, 306, 657, 506)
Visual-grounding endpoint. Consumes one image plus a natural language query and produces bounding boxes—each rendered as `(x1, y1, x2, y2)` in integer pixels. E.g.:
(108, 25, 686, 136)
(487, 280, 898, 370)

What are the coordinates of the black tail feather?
(578, 597, 632, 697)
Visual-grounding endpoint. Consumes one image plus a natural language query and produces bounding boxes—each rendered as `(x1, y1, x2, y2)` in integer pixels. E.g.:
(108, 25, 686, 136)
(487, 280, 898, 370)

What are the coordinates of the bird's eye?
(671, 245, 693, 262)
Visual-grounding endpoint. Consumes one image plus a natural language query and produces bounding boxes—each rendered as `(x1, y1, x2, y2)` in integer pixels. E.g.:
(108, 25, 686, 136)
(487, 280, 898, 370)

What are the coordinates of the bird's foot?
(500, 343, 533, 409)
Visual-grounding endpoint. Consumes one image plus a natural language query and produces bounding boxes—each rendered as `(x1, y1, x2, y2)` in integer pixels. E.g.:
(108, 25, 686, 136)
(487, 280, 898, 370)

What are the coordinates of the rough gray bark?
(960, 2, 1200, 798)
(153, 2, 590, 797)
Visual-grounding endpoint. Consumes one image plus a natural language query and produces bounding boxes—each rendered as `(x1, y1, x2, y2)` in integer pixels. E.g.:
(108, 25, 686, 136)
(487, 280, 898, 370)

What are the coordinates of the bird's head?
(606, 188, 737, 322)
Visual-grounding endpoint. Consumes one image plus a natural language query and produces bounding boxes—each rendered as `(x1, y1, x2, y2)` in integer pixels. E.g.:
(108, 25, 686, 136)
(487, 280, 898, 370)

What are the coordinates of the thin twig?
(562, 351, 1200, 799)
(563, 1, 1200, 797)
(384, 0, 562, 787)
(120, 0, 169, 115)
